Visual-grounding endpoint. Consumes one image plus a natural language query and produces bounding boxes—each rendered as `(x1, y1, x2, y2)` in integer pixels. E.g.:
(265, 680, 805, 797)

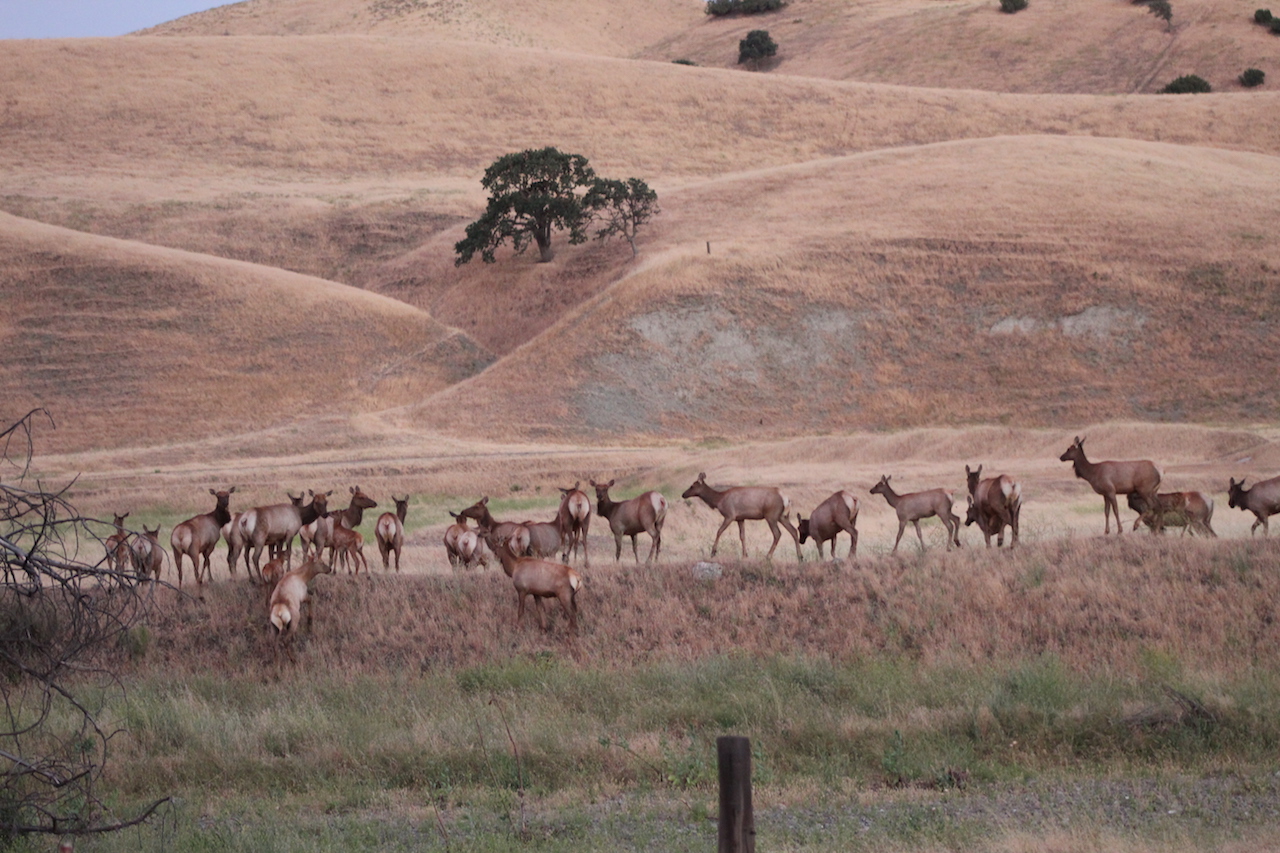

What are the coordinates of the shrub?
(1255, 8, 1273, 23)
(706, 0, 784, 16)
(672, 58, 698, 66)
(1161, 74, 1212, 93)
(1240, 68, 1266, 87)
(1271, 16, 1280, 32)
(738, 29, 778, 65)
(1000, 0, 1028, 10)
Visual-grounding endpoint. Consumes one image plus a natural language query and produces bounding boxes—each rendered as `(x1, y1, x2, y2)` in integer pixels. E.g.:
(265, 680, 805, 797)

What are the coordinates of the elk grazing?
(375, 495, 408, 572)
(1227, 475, 1280, 536)
(556, 482, 592, 565)
(797, 491, 859, 560)
(869, 475, 962, 552)
(964, 465, 1023, 548)
(104, 512, 131, 572)
(682, 472, 802, 561)
(480, 529, 582, 637)
(1059, 436, 1162, 535)
(590, 479, 668, 563)
(130, 525, 165, 584)
(238, 490, 326, 583)
(171, 487, 235, 587)
(1127, 491, 1216, 537)
(458, 497, 530, 560)
(268, 557, 334, 660)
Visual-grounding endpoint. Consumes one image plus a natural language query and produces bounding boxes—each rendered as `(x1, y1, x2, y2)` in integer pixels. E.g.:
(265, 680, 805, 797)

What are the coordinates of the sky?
(0, 1, 228, 39)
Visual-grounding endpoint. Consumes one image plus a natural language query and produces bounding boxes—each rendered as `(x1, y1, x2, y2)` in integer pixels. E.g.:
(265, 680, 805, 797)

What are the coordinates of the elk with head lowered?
(590, 478, 667, 563)
(1227, 475, 1280, 536)
(171, 487, 235, 587)
(1127, 491, 1216, 536)
(964, 465, 1022, 548)
(682, 472, 802, 561)
(1059, 436, 1161, 534)
(870, 475, 962, 552)
(797, 491, 858, 560)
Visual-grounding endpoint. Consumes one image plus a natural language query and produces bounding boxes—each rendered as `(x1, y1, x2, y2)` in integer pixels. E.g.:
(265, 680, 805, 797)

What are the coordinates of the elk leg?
(614, 533, 624, 561)
(779, 515, 803, 561)
(738, 520, 750, 559)
(710, 518, 734, 557)
(892, 520, 907, 553)
(516, 591, 527, 627)
(913, 520, 926, 551)
(765, 519, 782, 560)
(645, 523, 661, 563)
(534, 597, 548, 631)
(630, 534, 640, 562)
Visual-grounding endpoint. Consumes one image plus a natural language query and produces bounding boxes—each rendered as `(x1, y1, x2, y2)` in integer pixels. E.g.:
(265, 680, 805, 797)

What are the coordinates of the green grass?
(69, 655, 1280, 851)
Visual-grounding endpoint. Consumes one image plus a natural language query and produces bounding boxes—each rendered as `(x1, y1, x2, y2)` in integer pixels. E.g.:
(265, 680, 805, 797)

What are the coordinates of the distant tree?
(1240, 68, 1266, 87)
(738, 29, 778, 66)
(1161, 74, 1211, 93)
(672, 58, 699, 66)
(706, 0, 785, 16)
(454, 148, 596, 265)
(999, 0, 1028, 12)
(1146, 0, 1173, 28)
(584, 178, 660, 257)
(1255, 8, 1273, 23)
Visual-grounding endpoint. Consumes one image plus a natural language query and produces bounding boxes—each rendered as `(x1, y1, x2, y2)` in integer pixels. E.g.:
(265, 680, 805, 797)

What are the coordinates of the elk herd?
(98, 436, 1280, 652)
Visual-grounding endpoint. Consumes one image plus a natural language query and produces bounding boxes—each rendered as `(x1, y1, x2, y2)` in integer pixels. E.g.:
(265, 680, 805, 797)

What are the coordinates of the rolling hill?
(0, 0, 1277, 454)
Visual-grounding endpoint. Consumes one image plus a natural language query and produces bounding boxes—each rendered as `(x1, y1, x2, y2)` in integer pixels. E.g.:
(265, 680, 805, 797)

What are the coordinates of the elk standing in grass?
(330, 525, 369, 575)
(682, 472, 802, 561)
(298, 489, 336, 559)
(479, 528, 582, 637)
(1227, 475, 1280, 536)
(458, 497, 530, 560)
(104, 512, 131, 573)
(130, 525, 165, 584)
(964, 465, 1022, 548)
(557, 483, 592, 565)
(590, 479, 667, 563)
(239, 490, 326, 583)
(171, 487, 235, 587)
(870, 475, 962, 553)
(456, 528, 488, 569)
(1127, 491, 1216, 537)
(268, 557, 334, 661)
(375, 495, 408, 572)
(797, 491, 859, 560)
(1059, 436, 1162, 535)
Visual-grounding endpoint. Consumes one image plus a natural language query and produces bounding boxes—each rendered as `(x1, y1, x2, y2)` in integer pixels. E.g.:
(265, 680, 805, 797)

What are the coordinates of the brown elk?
(268, 557, 334, 661)
(1227, 475, 1280, 536)
(557, 482, 592, 565)
(298, 489, 336, 559)
(315, 486, 376, 564)
(480, 529, 582, 637)
(375, 495, 408, 572)
(130, 525, 165, 584)
(458, 497, 530, 561)
(456, 528, 488, 570)
(682, 472, 802, 561)
(104, 511, 131, 572)
(221, 512, 246, 576)
(1059, 436, 1161, 535)
(330, 525, 369, 575)
(964, 465, 1022, 548)
(239, 490, 326, 583)
(1127, 491, 1216, 537)
(797, 491, 859, 560)
(869, 475, 962, 552)
(443, 511, 469, 567)
(590, 479, 668, 563)
(171, 487, 235, 587)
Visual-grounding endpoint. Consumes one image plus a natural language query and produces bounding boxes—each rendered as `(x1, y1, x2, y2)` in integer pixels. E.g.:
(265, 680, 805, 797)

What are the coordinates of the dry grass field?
(3, 0, 1280, 848)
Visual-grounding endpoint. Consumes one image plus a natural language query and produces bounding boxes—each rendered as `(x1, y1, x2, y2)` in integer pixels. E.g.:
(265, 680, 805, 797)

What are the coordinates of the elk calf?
(870, 475, 961, 552)
(797, 491, 859, 560)
(1127, 491, 1216, 536)
(682, 473, 801, 561)
(1228, 475, 1280, 536)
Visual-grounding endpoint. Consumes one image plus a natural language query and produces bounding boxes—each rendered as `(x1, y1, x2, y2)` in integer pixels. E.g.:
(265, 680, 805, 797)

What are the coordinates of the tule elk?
(239, 490, 327, 583)
(268, 557, 334, 661)
(797, 491, 859, 560)
(375, 495, 408, 572)
(1227, 475, 1280, 536)
(870, 475, 962, 552)
(130, 525, 165, 584)
(590, 479, 667, 563)
(458, 497, 530, 561)
(964, 465, 1022, 548)
(104, 512, 131, 573)
(1127, 491, 1216, 536)
(1059, 436, 1161, 535)
(171, 487, 235, 587)
(479, 528, 582, 637)
(556, 482, 592, 565)
(682, 472, 802, 561)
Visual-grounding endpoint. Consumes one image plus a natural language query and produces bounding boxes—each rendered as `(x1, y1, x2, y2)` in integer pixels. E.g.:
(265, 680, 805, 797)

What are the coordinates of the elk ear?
(697, 472, 707, 481)
(573, 481, 580, 490)
(481, 496, 489, 505)
(326, 490, 334, 497)
(350, 486, 357, 495)
(607, 478, 616, 488)
(308, 489, 315, 496)
(976, 464, 982, 476)
(209, 488, 217, 496)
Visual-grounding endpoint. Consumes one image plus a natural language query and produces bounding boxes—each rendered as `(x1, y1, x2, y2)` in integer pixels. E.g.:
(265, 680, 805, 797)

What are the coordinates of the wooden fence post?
(717, 735, 755, 853)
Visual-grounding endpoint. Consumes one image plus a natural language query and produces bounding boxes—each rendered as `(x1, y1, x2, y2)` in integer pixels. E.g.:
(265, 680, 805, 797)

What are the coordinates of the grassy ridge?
(70, 538, 1280, 849)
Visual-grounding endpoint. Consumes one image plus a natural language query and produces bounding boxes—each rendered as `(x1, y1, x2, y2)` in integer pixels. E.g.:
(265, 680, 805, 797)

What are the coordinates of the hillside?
(143, 0, 1280, 95)
(0, 0, 1277, 452)
(0, 213, 490, 452)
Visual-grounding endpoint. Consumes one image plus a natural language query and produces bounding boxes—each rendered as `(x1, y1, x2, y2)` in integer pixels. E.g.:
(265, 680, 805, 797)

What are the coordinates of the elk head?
(680, 473, 708, 500)
(1059, 436, 1086, 463)
(1228, 477, 1247, 509)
